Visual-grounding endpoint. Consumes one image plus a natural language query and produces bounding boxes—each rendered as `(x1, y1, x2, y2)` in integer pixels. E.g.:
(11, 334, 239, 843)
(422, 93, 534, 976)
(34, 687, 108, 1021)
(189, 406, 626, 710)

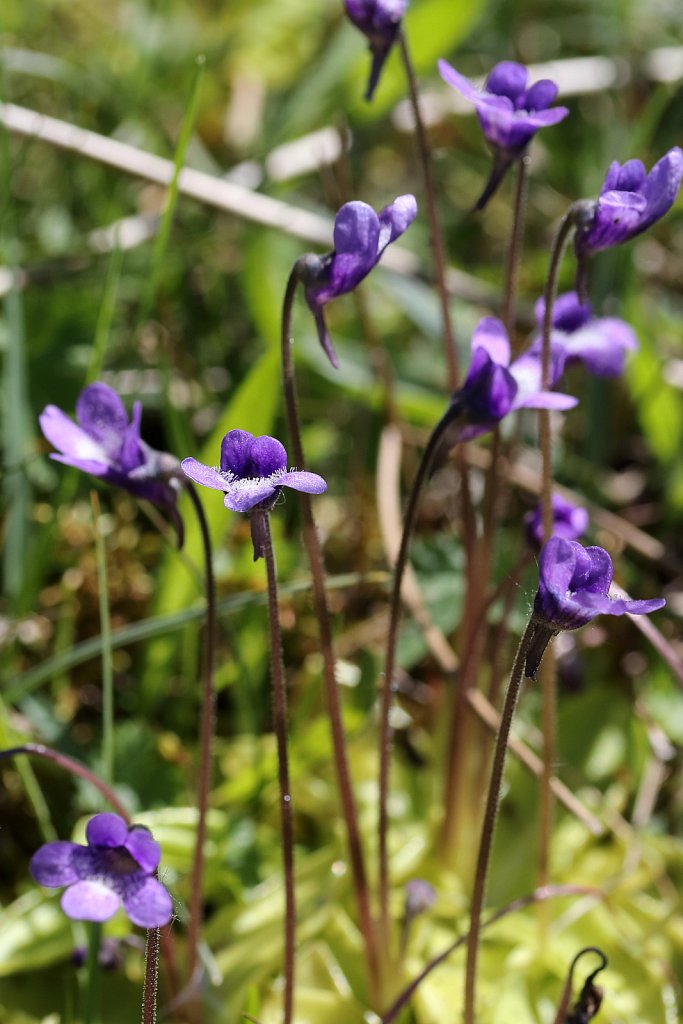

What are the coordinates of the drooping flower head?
(525, 494, 589, 549)
(525, 537, 665, 678)
(574, 149, 683, 267)
(438, 59, 569, 208)
(40, 383, 183, 541)
(181, 430, 327, 559)
(344, 0, 408, 101)
(446, 317, 577, 444)
(300, 195, 417, 368)
(532, 291, 638, 378)
(30, 812, 173, 928)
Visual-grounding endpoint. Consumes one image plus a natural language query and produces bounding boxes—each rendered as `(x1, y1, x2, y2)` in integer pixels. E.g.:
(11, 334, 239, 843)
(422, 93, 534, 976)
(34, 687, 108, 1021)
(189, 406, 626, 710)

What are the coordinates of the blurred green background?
(1, 0, 683, 1021)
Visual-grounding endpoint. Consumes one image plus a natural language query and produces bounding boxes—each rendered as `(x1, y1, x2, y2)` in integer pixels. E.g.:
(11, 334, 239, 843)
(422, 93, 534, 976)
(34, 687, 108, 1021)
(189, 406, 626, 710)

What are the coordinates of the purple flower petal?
(486, 61, 527, 100)
(220, 430, 255, 476)
(223, 480, 278, 513)
(124, 827, 161, 873)
(76, 384, 129, 460)
(250, 435, 288, 477)
(86, 813, 129, 849)
(61, 880, 120, 922)
(30, 842, 81, 887)
(334, 202, 380, 260)
(525, 495, 589, 547)
(39, 406, 108, 465)
(278, 470, 328, 495)
(437, 59, 482, 103)
(576, 148, 683, 257)
(181, 458, 229, 491)
(377, 194, 418, 252)
(471, 317, 510, 366)
(122, 877, 173, 928)
(523, 79, 558, 111)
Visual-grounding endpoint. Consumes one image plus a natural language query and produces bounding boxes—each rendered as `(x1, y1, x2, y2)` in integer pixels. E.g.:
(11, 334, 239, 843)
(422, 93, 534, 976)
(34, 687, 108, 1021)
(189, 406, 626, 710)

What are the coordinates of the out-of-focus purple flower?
(344, 0, 408, 101)
(182, 430, 327, 559)
(40, 383, 183, 540)
(30, 813, 172, 928)
(72, 936, 124, 970)
(525, 537, 665, 678)
(574, 149, 683, 263)
(525, 494, 589, 548)
(300, 195, 417, 368)
(438, 59, 569, 208)
(533, 292, 637, 378)
(447, 317, 577, 443)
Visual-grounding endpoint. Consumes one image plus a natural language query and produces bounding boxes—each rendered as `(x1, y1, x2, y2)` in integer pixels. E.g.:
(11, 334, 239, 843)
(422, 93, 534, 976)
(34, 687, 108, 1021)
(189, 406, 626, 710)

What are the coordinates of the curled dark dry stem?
(378, 407, 460, 944)
(281, 266, 380, 998)
(398, 28, 459, 392)
(184, 482, 218, 1000)
(463, 620, 535, 1024)
(260, 511, 296, 1024)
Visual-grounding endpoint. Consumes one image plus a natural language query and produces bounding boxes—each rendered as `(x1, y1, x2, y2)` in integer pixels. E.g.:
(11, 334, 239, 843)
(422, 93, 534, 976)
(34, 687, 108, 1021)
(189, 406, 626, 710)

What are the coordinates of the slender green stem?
(0, 744, 130, 818)
(378, 406, 460, 943)
(142, 928, 161, 1024)
(184, 482, 217, 1002)
(281, 266, 380, 998)
(463, 620, 535, 1024)
(502, 156, 529, 338)
(84, 923, 102, 1024)
(260, 512, 295, 1024)
(539, 207, 577, 534)
(91, 492, 114, 786)
(398, 28, 458, 391)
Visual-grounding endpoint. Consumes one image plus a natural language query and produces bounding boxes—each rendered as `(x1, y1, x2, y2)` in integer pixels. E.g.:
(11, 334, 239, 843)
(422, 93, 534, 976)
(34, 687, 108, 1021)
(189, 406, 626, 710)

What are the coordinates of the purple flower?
(574, 148, 683, 262)
(30, 813, 173, 928)
(525, 537, 665, 678)
(300, 195, 417, 367)
(448, 317, 576, 443)
(40, 383, 183, 540)
(533, 292, 637, 378)
(344, 0, 408, 101)
(438, 59, 569, 208)
(525, 494, 589, 549)
(181, 430, 327, 559)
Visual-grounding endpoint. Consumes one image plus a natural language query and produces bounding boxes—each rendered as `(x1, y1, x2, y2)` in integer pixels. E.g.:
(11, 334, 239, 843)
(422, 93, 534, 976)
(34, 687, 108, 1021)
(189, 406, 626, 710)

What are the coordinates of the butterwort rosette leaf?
(344, 0, 408, 100)
(181, 430, 327, 559)
(40, 382, 184, 542)
(525, 494, 589, 549)
(525, 537, 665, 679)
(30, 812, 172, 928)
(533, 291, 637, 378)
(300, 195, 417, 368)
(438, 59, 569, 208)
(444, 317, 576, 444)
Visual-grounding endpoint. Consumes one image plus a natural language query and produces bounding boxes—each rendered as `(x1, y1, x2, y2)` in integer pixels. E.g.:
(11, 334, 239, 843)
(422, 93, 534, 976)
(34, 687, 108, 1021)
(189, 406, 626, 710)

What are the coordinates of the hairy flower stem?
(379, 407, 460, 944)
(142, 928, 161, 1024)
(260, 512, 295, 1024)
(184, 483, 217, 1001)
(398, 28, 458, 391)
(463, 620, 534, 1024)
(537, 207, 577, 899)
(281, 267, 380, 999)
